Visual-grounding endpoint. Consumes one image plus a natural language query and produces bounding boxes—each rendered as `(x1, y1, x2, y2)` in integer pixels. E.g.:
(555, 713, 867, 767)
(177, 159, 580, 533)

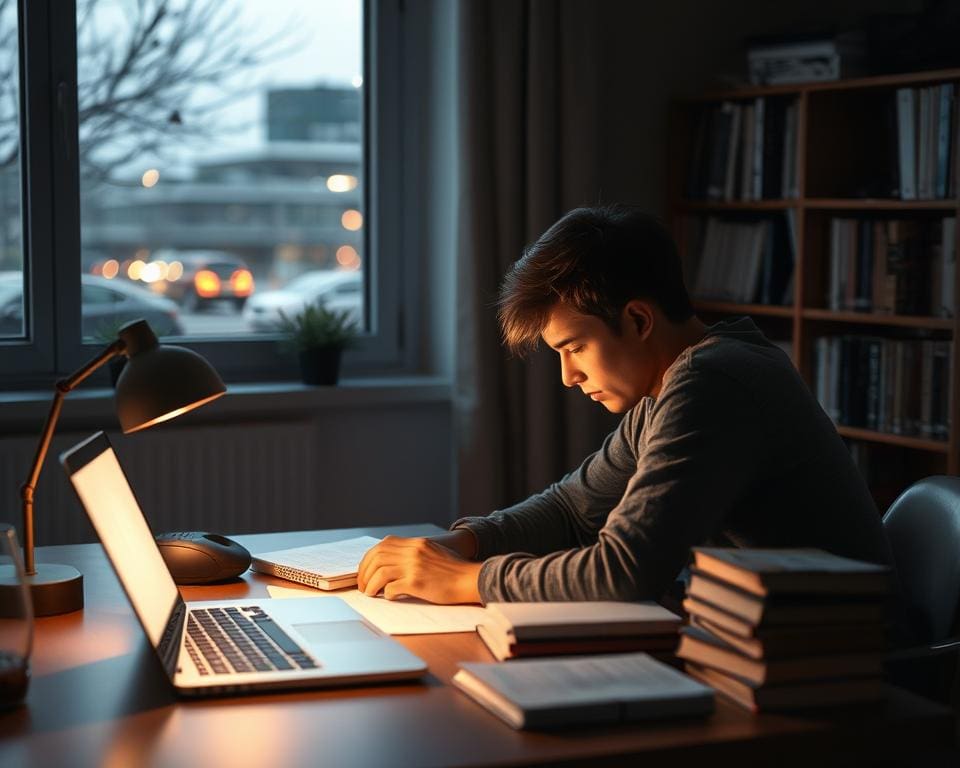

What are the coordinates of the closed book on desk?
(482, 601, 681, 641)
(676, 626, 882, 686)
(476, 622, 678, 662)
(692, 548, 892, 597)
(686, 572, 888, 628)
(452, 653, 714, 730)
(685, 662, 884, 713)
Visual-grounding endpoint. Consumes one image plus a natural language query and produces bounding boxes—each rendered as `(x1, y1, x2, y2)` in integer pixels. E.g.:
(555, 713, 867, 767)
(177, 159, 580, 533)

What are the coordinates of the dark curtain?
(455, 0, 620, 519)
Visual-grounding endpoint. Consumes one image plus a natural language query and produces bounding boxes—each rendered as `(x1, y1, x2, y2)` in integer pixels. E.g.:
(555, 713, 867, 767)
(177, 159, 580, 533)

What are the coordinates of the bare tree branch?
(0, 0, 308, 180)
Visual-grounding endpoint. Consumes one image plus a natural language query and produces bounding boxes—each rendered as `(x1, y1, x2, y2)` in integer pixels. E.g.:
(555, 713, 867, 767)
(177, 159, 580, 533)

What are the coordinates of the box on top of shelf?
(746, 32, 867, 86)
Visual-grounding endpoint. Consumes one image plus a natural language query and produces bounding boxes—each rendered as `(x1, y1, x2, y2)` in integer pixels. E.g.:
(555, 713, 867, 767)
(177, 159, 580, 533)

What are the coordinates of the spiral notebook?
(252, 535, 381, 590)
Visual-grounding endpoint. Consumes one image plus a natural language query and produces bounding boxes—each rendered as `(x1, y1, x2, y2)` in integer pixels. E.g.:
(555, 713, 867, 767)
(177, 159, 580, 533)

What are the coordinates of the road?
(178, 304, 260, 337)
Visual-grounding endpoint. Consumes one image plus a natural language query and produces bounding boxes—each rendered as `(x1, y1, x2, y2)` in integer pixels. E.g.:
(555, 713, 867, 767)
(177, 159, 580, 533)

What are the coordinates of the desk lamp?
(0, 319, 225, 616)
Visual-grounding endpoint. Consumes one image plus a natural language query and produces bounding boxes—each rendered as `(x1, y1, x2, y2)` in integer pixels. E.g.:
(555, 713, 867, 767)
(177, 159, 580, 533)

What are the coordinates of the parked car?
(0, 272, 185, 338)
(151, 250, 255, 312)
(243, 270, 363, 332)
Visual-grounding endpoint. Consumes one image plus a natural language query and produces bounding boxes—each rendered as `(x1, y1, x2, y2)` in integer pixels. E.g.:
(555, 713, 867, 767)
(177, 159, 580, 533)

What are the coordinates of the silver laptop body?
(60, 431, 426, 697)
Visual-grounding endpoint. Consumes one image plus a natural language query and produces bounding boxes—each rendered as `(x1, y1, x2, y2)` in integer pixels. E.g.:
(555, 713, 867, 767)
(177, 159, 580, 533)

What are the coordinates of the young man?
(357, 205, 894, 605)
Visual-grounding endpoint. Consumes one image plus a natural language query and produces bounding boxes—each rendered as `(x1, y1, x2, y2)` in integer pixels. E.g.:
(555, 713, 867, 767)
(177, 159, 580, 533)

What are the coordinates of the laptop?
(60, 431, 427, 697)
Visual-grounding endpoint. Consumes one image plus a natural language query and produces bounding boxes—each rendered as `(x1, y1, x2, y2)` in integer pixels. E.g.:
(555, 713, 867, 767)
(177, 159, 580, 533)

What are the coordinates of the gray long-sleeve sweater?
(453, 318, 895, 605)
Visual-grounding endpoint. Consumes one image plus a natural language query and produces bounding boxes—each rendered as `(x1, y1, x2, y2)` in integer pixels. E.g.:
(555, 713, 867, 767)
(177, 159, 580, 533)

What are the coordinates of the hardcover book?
(685, 662, 883, 712)
(676, 626, 882, 686)
(482, 601, 681, 641)
(453, 653, 714, 730)
(691, 548, 892, 597)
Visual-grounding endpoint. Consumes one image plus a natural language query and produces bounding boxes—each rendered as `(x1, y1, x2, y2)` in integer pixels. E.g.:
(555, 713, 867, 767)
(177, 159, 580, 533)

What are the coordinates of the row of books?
(894, 84, 956, 201)
(686, 97, 799, 202)
(678, 547, 890, 713)
(812, 336, 951, 439)
(825, 216, 955, 317)
(684, 214, 795, 305)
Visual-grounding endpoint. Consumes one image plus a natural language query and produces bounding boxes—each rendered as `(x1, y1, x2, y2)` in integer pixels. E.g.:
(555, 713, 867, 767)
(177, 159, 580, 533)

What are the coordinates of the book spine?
(762, 98, 785, 199)
(705, 104, 733, 201)
(942, 217, 956, 318)
(936, 84, 953, 198)
(918, 87, 930, 199)
(752, 98, 765, 200)
(896, 88, 917, 200)
(866, 339, 881, 431)
(723, 103, 742, 202)
(855, 219, 873, 311)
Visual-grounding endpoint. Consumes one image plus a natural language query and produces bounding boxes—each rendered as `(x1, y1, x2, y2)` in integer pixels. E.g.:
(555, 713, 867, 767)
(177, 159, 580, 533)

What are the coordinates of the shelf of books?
(669, 68, 960, 512)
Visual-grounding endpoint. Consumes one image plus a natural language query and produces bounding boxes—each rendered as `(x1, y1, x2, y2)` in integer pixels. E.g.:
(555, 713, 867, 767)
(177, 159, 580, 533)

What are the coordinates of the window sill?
(0, 376, 452, 434)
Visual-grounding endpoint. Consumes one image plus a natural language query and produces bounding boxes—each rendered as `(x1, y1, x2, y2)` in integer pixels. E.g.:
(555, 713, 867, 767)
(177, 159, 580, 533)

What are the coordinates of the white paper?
(266, 584, 487, 635)
(255, 535, 381, 577)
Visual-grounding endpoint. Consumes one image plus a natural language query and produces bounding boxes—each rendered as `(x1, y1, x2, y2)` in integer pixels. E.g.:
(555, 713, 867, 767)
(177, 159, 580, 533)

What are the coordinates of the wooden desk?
(0, 524, 955, 768)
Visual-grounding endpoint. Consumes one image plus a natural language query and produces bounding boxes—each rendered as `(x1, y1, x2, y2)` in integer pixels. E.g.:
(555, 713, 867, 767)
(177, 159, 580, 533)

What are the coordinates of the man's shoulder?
(680, 325, 794, 385)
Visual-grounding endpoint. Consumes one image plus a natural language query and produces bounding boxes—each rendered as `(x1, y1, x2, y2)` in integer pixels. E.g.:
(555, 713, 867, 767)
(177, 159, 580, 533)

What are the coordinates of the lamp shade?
(114, 320, 226, 433)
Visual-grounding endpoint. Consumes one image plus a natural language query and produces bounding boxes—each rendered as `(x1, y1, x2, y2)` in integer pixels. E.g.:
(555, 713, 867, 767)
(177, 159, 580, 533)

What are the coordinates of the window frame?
(1, 0, 419, 387)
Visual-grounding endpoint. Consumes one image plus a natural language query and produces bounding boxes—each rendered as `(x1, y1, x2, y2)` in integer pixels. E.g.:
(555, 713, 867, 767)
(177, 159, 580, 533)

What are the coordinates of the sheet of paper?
(255, 535, 380, 577)
(267, 584, 487, 635)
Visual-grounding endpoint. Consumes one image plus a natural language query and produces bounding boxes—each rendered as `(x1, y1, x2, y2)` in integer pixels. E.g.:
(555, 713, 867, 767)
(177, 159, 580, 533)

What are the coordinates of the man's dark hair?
(497, 204, 694, 354)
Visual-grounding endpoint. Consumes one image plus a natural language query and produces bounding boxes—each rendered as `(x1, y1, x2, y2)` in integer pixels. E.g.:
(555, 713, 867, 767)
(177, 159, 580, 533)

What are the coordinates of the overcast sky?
(221, 0, 363, 146)
(83, 0, 363, 180)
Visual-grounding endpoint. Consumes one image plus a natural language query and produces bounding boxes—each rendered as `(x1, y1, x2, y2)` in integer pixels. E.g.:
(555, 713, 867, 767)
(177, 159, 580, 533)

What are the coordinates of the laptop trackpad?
(293, 620, 381, 643)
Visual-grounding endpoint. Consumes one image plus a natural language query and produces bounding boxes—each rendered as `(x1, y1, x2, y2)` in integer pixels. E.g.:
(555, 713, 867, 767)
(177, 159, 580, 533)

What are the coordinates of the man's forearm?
(429, 528, 478, 560)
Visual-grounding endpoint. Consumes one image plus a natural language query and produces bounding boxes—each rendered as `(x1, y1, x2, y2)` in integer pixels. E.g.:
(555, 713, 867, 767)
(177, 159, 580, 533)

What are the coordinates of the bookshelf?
(668, 68, 960, 512)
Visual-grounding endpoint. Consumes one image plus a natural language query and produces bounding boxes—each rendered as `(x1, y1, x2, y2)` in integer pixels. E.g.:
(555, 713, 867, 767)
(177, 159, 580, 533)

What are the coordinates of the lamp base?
(0, 564, 84, 617)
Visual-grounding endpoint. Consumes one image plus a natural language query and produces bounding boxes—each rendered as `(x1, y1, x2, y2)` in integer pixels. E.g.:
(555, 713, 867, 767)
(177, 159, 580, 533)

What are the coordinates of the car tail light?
(194, 270, 221, 298)
(231, 269, 254, 297)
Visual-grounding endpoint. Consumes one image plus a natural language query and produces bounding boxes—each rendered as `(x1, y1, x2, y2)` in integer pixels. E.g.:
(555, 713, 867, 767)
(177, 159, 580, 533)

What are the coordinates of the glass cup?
(0, 524, 33, 709)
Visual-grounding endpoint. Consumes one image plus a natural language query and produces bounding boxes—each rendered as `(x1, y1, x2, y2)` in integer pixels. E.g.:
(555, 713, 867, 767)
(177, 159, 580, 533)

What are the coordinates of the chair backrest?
(883, 476, 960, 644)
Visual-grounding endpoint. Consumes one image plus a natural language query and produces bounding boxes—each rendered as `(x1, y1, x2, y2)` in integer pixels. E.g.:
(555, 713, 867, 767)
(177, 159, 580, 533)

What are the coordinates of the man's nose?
(560, 356, 584, 388)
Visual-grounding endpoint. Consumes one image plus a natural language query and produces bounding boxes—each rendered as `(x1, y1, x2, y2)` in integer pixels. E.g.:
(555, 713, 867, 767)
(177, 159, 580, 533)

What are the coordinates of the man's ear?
(624, 299, 654, 341)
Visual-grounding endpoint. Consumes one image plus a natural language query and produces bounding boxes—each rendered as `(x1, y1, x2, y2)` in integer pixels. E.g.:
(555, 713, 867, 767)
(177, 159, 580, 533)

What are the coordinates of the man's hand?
(356, 535, 483, 604)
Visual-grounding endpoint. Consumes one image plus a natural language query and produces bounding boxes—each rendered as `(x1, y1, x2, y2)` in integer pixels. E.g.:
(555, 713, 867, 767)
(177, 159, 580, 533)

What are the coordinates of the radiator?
(0, 421, 317, 546)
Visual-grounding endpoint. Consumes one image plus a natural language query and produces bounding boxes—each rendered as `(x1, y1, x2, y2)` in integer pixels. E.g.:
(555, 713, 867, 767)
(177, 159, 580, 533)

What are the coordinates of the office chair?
(882, 476, 960, 709)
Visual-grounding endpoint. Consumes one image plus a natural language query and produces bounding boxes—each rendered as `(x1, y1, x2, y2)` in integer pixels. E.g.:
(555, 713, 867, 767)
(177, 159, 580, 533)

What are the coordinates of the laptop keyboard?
(185, 606, 319, 676)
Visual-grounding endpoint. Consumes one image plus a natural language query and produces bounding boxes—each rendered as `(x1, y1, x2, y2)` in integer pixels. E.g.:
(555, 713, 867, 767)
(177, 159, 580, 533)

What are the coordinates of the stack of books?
(677, 548, 892, 713)
(476, 601, 681, 662)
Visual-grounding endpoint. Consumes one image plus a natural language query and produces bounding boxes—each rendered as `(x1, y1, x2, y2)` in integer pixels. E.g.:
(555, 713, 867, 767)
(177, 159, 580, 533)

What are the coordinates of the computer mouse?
(155, 531, 252, 585)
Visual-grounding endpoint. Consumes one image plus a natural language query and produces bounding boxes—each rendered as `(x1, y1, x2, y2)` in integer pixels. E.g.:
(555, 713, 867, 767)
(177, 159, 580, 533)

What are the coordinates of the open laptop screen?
(61, 432, 179, 648)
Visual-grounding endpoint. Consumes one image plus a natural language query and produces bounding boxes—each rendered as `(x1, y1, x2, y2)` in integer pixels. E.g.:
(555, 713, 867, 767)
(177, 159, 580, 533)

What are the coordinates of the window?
(0, 0, 415, 384)
(0, 0, 23, 342)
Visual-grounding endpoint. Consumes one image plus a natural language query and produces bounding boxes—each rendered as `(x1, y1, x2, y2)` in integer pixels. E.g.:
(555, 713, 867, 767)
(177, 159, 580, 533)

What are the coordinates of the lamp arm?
(19, 339, 127, 574)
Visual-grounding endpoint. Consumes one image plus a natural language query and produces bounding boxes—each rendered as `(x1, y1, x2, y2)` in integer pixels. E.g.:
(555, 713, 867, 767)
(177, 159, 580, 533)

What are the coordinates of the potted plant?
(278, 302, 358, 385)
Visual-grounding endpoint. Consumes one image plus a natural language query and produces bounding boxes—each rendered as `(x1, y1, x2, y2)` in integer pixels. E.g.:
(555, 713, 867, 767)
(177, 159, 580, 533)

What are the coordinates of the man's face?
(541, 302, 657, 413)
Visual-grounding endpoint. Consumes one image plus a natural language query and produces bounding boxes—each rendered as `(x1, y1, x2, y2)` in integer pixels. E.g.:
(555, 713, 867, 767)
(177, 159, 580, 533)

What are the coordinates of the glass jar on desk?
(0, 524, 33, 708)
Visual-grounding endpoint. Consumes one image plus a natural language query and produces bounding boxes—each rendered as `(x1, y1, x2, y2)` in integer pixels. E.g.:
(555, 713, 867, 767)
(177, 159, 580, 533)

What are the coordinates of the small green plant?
(277, 302, 358, 353)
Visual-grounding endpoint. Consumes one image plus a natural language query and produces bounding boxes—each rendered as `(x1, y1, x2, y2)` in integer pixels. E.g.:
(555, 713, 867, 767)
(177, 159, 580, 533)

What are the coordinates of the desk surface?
(1, 524, 956, 768)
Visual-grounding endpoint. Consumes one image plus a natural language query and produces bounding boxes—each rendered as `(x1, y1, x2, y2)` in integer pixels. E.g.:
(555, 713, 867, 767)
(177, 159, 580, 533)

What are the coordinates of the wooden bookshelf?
(694, 300, 794, 318)
(801, 309, 954, 330)
(669, 68, 960, 511)
(835, 425, 949, 453)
